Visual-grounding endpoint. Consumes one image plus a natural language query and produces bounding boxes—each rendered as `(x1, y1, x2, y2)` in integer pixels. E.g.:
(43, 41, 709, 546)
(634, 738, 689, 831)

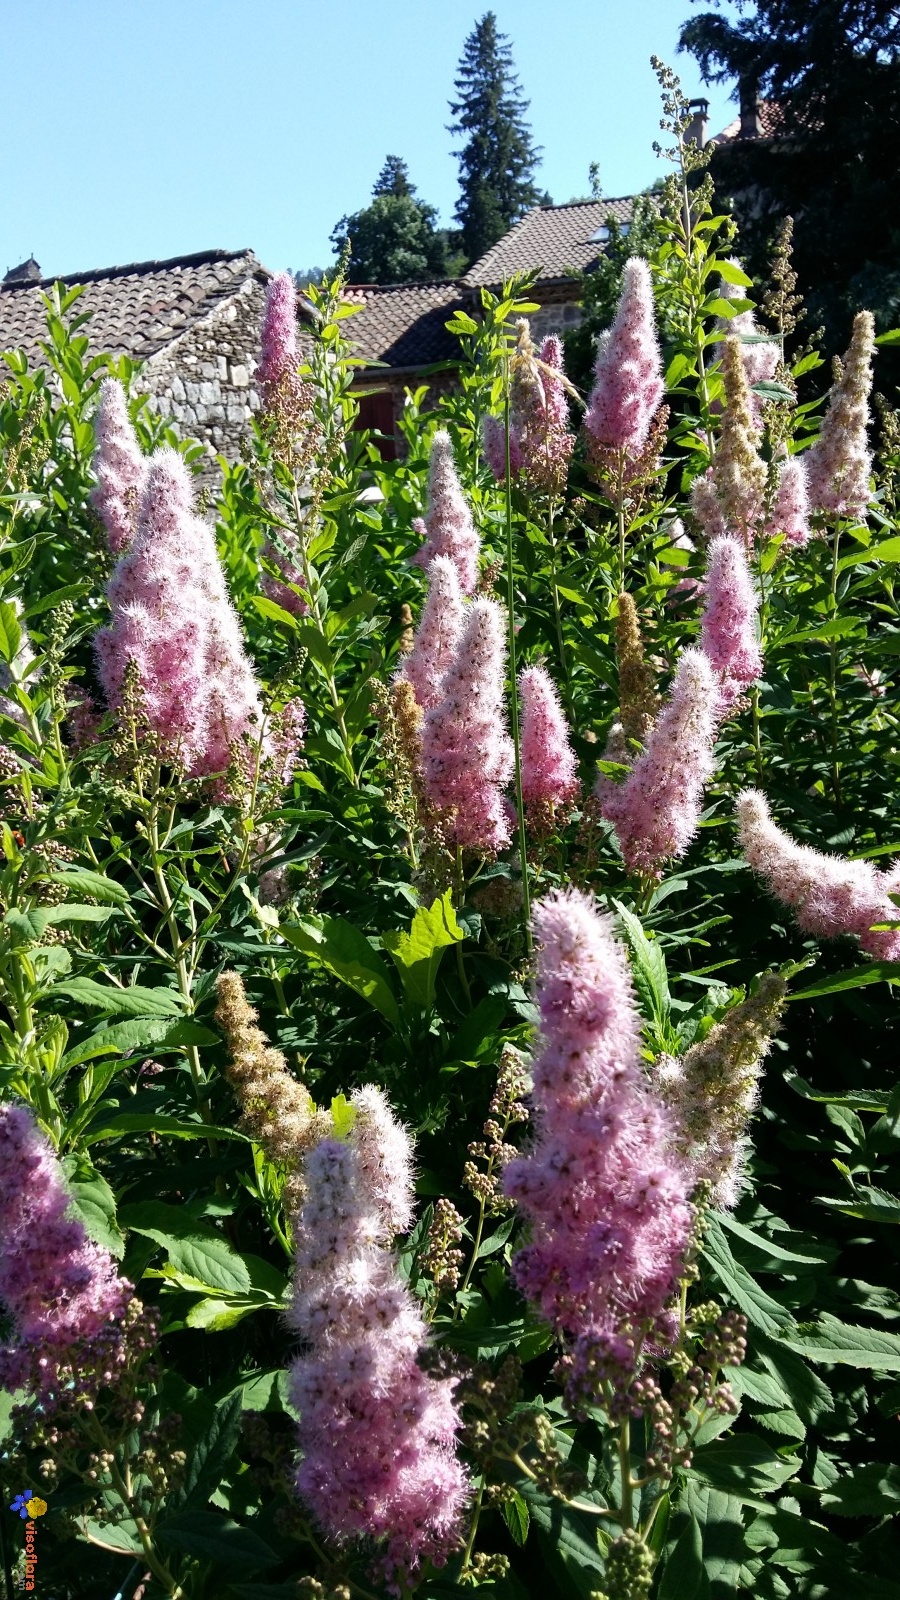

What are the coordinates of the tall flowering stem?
(504, 369, 532, 946)
(288, 1097, 468, 1589)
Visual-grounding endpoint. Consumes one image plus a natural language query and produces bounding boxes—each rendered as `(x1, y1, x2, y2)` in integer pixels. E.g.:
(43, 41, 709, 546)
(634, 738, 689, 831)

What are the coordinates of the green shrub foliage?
(1, 65, 900, 1600)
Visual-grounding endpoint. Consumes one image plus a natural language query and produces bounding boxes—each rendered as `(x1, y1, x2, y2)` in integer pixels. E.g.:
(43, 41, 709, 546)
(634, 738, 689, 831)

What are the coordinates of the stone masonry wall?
(141, 276, 267, 466)
(528, 297, 584, 343)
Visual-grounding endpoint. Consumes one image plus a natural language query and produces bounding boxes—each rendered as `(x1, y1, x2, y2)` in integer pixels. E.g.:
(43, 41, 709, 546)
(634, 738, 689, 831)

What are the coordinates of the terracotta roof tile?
(463, 197, 636, 287)
(0, 248, 267, 367)
(713, 100, 784, 143)
(341, 281, 466, 370)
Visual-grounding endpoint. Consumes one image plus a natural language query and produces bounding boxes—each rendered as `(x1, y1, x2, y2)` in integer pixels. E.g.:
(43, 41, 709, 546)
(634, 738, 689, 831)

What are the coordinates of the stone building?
(0, 248, 271, 461)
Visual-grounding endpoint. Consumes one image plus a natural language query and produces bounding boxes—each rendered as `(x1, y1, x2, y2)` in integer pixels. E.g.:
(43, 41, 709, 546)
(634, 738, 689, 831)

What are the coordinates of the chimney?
(739, 76, 762, 139)
(3, 257, 41, 286)
(685, 97, 710, 150)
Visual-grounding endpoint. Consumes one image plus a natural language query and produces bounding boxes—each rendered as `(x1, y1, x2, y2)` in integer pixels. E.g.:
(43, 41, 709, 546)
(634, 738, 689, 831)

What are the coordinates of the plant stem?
(290, 486, 358, 786)
(619, 1418, 634, 1528)
(829, 521, 843, 805)
(504, 376, 532, 951)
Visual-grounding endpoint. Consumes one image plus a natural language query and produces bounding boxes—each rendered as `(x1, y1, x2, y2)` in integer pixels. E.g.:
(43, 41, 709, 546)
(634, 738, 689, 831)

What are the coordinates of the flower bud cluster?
(421, 1198, 466, 1293)
(463, 1046, 529, 1215)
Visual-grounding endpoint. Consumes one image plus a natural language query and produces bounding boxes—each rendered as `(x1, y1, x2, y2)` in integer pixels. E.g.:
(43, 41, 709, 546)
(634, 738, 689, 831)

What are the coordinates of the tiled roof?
(341, 280, 466, 370)
(0, 248, 267, 366)
(464, 197, 635, 287)
(713, 100, 784, 143)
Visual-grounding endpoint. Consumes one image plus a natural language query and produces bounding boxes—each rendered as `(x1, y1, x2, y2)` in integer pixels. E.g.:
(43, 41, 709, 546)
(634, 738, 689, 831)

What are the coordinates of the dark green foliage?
(330, 157, 454, 283)
(448, 12, 544, 265)
(679, 0, 900, 351)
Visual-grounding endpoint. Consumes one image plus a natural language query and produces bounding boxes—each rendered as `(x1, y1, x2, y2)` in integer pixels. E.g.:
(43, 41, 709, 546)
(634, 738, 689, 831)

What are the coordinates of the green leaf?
(501, 1489, 531, 1547)
(684, 1481, 748, 1596)
(63, 1162, 124, 1258)
(84, 1113, 248, 1144)
(42, 902, 119, 926)
(250, 594, 299, 628)
(659, 1515, 704, 1600)
(715, 259, 754, 288)
(817, 1185, 900, 1224)
(522, 1487, 605, 1595)
(382, 890, 463, 1010)
(614, 900, 671, 1037)
(838, 536, 900, 569)
(4, 906, 52, 942)
(754, 1334, 834, 1425)
(787, 962, 900, 1001)
(691, 1435, 800, 1503)
(780, 1313, 900, 1370)
(48, 867, 130, 906)
(820, 1463, 900, 1516)
(156, 1509, 278, 1571)
(0, 600, 22, 663)
(281, 915, 400, 1024)
(48, 978, 185, 1017)
(176, 1392, 243, 1509)
(702, 1215, 793, 1334)
(122, 1207, 251, 1295)
(720, 1214, 831, 1266)
(62, 1017, 217, 1068)
(775, 615, 863, 647)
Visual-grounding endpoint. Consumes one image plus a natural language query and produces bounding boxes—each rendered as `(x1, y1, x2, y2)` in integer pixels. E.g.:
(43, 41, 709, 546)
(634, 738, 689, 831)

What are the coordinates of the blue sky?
(4, 0, 737, 280)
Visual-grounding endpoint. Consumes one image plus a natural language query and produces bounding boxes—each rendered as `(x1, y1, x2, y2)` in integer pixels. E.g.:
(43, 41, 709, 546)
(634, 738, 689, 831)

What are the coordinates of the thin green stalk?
(504, 378, 532, 950)
(829, 521, 843, 805)
(454, 845, 472, 1006)
(618, 1418, 635, 1527)
(546, 498, 572, 706)
(289, 486, 358, 787)
(460, 1478, 485, 1575)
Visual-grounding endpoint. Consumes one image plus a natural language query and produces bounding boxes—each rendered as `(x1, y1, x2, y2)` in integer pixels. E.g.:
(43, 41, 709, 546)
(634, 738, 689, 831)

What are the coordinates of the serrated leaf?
(691, 1435, 800, 1502)
(48, 978, 185, 1017)
(48, 867, 131, 906)
(84, 1113, 247, 1144)
(703, 1215, 793, 1334)
(501, 1489, 530, 1546)
(156, 1509, 278, 1571)
(62, 1016, 217, 1068)
(780, 1313, 900, 1370)
(382, 890, 463, 1009)
(281, 915, 399, 1024)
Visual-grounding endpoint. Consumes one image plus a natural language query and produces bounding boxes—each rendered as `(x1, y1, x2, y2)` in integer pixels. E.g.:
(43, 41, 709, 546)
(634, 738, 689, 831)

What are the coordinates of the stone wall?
(528, 297, 584, 342)
(141, 276, 267, 466)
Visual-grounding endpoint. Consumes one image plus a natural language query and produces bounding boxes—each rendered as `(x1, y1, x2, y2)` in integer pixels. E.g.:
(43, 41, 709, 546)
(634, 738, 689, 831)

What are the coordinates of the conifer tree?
(331, 158, 452, 284)
(449, 13, 544, 265)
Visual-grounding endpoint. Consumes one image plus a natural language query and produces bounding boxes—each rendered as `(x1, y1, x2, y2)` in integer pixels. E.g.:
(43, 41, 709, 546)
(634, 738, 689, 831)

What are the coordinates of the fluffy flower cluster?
(691, 338, 766, 546)
(699, 536, 763, 709)
(0, 1104, 130, 1395)
(717, 266, 779, 426)
(737, 789, 900, 960)
(412, 431, 481, 595)
(519, 666, 580, 823)
(484, 325, 574, 495)
(95, 447, 303, 791)
(504, 891, 692, 1396)
(767, 454, 811, 547)
(289, 1087, 467, 1588)
(257, 271, 314, 428)
(583, 259, 664, 458)
(420, 598, 514, 853)
(654, 974, 787, 1209)
(598, 648, 719, 875)
(615, 592, 659, 744)
(90, 378, 147, 556)
(398, 556, 464, 713)
(805, 311, 875, 520)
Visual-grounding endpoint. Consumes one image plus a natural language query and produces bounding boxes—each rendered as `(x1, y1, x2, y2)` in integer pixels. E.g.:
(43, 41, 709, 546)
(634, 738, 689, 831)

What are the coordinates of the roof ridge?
(345, 278, 463, 293)
(535, 195, 637, 211)
(0, 247, 264, 292)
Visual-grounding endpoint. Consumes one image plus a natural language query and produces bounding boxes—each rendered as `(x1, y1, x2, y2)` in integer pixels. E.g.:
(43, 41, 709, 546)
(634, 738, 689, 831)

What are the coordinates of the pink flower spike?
(737, 789, 900, 960)
(259, 272, 299, 398)
(0, 1103, 130, 1396)
(519, 665, 580, 819)
(350, 1083, 415, 1237)
(420, 597, 515, 854)
(583, 258, 664, 456)
(90, 378, 147, 556)
(397, 555, 465, 712)
(482, 414, 523, 482)
(598, 647, 719, 876)
(699, 535, 763, 708)
(503, 888, 692, 1403)
(289, 1123, 468, 1587)
(805, 311, 875, 521)
(767, 454, 812, 547)
(718, 264, 779, 425)
(412, 430, 481, 594)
